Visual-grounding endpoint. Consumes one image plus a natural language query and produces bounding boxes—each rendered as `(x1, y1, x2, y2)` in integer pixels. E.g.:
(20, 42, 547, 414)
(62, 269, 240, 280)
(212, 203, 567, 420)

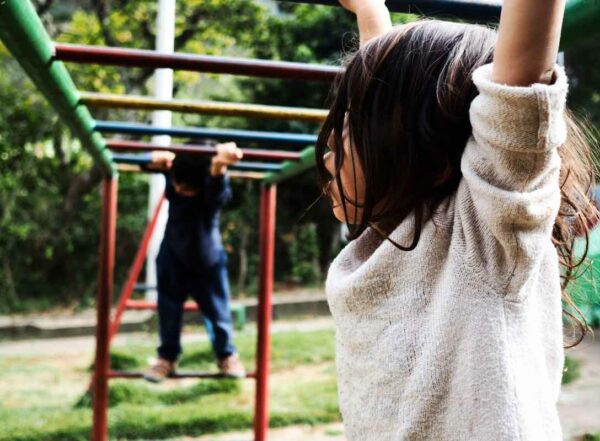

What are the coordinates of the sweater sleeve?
(457, 63, 568, 299)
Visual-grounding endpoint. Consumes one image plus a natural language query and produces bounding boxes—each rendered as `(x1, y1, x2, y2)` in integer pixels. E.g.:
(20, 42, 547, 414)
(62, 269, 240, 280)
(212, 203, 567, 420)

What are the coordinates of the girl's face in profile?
(323, 121, 366, 224)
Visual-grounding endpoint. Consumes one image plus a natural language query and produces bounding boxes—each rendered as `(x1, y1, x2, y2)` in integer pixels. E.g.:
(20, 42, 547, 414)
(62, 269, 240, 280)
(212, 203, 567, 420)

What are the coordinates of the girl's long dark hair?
(315, 21, 598, 347)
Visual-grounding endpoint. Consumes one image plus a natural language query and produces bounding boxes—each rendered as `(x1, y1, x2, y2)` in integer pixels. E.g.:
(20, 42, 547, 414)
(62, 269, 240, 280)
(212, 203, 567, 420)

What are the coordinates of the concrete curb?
(0, 292, 330, 341)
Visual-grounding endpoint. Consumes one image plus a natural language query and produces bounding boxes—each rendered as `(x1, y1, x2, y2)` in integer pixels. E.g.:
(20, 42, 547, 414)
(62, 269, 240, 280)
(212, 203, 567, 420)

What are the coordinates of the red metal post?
(108, 194, 165, 342)
(92, 175, 118, 441)
(254, 183, 277, 441)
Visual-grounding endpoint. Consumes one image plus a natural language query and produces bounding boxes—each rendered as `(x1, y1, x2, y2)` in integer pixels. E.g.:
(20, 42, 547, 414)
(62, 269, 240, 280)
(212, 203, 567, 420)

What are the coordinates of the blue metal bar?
(233, 162, 283, 172)
(111, 153, 283, 172)
(111, 152, 153, 165)
(94, 121, 317, 147)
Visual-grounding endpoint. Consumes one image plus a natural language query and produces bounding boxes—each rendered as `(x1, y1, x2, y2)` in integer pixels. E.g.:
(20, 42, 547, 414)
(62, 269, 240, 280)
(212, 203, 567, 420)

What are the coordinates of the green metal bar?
(263, 146, 315, 184)
(0, 0, 115, 176)
(561, 0, 600, 49)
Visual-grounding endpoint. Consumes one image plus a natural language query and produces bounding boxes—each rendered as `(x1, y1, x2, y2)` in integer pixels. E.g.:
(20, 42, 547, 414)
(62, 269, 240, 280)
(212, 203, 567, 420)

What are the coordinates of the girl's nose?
(327, 131, 335, 150)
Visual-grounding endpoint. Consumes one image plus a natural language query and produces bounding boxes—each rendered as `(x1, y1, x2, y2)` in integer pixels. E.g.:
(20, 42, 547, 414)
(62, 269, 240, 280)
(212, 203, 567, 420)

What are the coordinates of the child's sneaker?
(143, 358, 176, 383)
(217, 353, 246, 378)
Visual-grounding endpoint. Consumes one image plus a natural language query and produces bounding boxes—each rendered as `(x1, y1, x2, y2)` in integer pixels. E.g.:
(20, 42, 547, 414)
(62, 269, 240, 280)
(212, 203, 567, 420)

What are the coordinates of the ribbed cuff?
(470, 63, 568, 153)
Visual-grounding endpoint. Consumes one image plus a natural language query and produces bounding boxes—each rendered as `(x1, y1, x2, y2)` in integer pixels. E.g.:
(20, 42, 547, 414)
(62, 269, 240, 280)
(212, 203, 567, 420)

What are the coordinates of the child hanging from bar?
(143, 142, 245, 382)
(315, 0, 598, 439)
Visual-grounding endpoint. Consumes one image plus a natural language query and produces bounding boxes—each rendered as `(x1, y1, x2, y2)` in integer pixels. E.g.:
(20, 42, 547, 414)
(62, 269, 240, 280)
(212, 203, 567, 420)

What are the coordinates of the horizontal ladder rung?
(109, 369, 255, 379)
(125, 299, 199, 311)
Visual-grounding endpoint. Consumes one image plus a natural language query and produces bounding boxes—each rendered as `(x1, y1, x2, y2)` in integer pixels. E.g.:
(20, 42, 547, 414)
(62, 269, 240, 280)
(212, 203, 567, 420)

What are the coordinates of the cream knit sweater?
(326, 63, 568, 441)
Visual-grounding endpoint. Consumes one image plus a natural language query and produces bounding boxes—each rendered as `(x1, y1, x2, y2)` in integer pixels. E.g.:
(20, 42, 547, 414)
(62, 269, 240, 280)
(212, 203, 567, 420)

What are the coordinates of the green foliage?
(568, 227, 600, 327)
(288, 223, 321, 284)
(567, 39, 600, 129)
(562, 356, 581, 385)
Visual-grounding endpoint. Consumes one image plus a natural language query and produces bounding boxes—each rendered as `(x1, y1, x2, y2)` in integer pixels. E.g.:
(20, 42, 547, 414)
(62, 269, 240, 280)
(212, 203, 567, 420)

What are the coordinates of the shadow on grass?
(178, 349, 216, 368)
(75, 379, 240, 408)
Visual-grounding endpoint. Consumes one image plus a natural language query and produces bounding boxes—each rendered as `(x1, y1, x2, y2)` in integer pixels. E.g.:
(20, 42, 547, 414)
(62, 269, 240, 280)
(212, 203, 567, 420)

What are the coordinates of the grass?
(0, 324, 591, 440)
(562, 355, 581, 385)
(0, 327, 340, 441)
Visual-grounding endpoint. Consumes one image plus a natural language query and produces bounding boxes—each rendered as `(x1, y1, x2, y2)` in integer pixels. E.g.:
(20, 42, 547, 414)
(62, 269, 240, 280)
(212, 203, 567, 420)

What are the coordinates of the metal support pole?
(254, 184, 277, 441)
(108, 194, 166, 343)
(92, 175, 118, 441)
(147, 0, 175, 302)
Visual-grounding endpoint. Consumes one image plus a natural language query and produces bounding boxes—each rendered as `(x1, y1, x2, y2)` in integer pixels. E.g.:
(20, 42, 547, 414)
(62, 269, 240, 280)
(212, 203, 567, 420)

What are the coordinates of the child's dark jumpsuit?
(156, 173, 236, 362)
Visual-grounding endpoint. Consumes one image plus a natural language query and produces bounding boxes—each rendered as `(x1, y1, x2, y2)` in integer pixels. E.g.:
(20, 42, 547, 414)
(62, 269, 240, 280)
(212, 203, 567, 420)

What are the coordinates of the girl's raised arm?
(492, 0, 566, 86)
(338, 0, 392, 45)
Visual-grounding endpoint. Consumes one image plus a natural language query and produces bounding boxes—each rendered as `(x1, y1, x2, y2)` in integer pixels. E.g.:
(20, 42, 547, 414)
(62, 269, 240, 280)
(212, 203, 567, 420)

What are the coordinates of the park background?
(1, 0, 599, 440)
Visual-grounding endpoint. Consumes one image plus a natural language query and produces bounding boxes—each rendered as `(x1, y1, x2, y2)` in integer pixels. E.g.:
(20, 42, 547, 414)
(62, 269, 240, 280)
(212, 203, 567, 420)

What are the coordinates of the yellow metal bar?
(117, 164, 265, 180)
(80, 92, 328, 123)
(228, 171, 267, 180)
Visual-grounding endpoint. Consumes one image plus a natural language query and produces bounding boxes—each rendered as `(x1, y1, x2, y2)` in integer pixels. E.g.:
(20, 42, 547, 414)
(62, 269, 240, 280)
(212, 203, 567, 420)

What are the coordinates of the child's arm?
(338, 0, 391, 46)
(209, 142, 243, 177)
(144, 150, 175, 172)
(204, 142, 243, 210)
(492, 0, 566, 86)
(459, 1, 570, 300)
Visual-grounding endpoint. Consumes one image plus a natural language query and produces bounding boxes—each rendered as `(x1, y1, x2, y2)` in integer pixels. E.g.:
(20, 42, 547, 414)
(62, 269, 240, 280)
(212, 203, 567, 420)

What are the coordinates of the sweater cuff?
(470, 63, 568, 153)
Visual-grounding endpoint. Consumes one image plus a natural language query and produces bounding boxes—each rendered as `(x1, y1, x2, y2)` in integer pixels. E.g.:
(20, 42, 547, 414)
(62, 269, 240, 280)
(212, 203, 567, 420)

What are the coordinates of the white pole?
(146, 0, 176, 301)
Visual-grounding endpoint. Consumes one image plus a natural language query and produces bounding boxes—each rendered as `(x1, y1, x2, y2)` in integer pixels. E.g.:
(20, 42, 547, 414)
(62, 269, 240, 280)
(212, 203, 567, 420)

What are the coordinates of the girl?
(315, 0, 597, 439)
